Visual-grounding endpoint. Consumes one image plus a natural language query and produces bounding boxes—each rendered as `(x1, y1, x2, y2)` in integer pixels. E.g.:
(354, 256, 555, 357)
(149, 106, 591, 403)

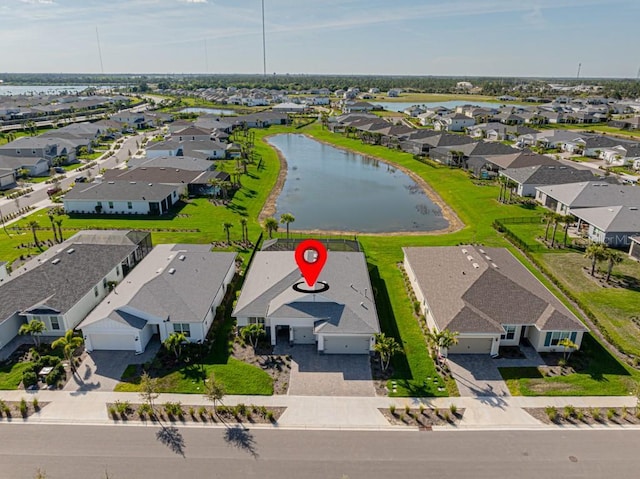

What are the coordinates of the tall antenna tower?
(576, 62, 581, 80)
(95, 27, 105, 74)
(261, 0, 267, 76)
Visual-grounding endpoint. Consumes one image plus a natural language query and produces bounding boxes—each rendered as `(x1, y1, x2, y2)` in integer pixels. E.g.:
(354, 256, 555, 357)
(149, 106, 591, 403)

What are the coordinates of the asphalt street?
(0, 424, 638, 478)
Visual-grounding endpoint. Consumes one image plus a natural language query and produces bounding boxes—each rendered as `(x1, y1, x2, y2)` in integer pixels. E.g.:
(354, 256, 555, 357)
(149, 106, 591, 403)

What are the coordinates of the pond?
(267, 134, 449, 233)
(180, 107, 237, 116)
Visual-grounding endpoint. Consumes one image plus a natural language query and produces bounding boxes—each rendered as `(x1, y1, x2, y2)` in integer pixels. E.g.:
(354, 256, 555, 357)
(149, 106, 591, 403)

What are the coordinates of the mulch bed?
(106, 402, 285, 425)
(231, 342, 291, 395)
(370, 356, 394, 396)
(379, 406, 465, 428)
(526, 406, 640, 426)
(0, 400, 48, 419)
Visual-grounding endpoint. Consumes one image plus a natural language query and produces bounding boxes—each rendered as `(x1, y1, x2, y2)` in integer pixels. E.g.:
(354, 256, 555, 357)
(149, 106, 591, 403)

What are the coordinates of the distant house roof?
(102, 167, 201, 184)
(233, 252, 380, 335)
(127, 155, 214, 172)
(64, 181, 179, 202)
(403, 246, 586, 334)
(480, 151, 558, 170)
(570, 205, 640, 233)
(536, 181, 640, 208)
(501, 164, 597, 185)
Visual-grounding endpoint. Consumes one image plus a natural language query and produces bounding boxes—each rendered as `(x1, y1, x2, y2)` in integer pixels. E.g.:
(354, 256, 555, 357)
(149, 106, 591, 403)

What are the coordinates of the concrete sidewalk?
(0, 389, 637, 430)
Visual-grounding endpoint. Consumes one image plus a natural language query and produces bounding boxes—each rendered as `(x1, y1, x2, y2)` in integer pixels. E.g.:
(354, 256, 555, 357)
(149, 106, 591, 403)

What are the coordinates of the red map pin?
(295, 239, 328, 287)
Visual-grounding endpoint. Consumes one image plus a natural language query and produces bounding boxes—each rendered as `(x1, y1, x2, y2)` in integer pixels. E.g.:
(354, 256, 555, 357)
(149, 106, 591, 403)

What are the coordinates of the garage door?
(293, 327, 315, 344)
(448, 337, 492, 354)
(323, 336, 370, 354)
(88, 333, 137, 351)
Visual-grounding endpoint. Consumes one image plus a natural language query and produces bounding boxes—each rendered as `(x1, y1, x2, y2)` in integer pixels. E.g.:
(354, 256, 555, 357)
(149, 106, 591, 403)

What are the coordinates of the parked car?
(75, 175, 87, 183)
(54, 167, 65, 174)
(46, 186, 61, 197)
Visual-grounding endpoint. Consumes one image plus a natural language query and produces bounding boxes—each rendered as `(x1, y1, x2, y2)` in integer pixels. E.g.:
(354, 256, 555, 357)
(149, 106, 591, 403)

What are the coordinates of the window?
(248, 317, 265, 325)
(173, 323, 191, 337)
(103, 278, 108, 289)
(116, 265, 120, 276)
(500, 325, 516, 341)
(544, 331, 571, 347)
(127, 201, 132, 209)
(97, 201, 102, 207)
(108, 201, 114, 209)
(50, 316, 60, 330)
(94, 286, 99, 297)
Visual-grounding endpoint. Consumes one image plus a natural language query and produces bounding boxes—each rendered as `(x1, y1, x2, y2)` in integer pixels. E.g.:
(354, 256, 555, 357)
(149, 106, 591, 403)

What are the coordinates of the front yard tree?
(543, 210, 555, 242)
(163, 331, 187, 361)
(51, 330, 83, 372)
(604, 249, 623, 283)
(240, 324, 265, 349)
(585, 242, 607, 277)
(427, 328, 459, 364)
(558, 337, 578, 361)
(373, 333, 403, 371)
(280, 213, 295, 240)
(47, 212, 59, 243)
(203, 373, 225, 415)
(263, 217, 278, 239)
(19, 320, 46, 347)
(28, 220, 40, 248)
(55, 218, 64, 242)
(222, 222, 233, 245)
(550, 213, 562, 248)
(139, 372, 160, 412)
(239, 217, 248, 244)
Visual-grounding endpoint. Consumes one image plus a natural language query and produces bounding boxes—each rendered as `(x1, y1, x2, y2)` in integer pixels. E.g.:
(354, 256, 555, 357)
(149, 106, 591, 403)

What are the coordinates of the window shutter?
(544, 332, 552, 347)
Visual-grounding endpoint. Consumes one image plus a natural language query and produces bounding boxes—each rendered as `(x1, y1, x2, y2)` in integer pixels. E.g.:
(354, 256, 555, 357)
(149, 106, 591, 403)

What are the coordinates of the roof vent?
(478, 249, 485, 254)
(631, 207, 638, 210)
(461, 248, 468, 254)
(130, 181, 136, 184)
(67, 248, 75, 254)
(466, 255, 474, 261)
(485, 256, 491, 261)
(51, 258, 61, 265)
(472, 263, 480, 269)
(148, 183, 153, 186)
(168, 268, 176, 275)
(179, 255, 186, 261)
(108, 181, 115, 184)
(492, 263, 499, 268)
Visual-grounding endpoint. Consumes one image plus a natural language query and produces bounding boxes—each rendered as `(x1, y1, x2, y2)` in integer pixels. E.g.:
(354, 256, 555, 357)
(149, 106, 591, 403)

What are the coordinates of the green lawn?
(0, 361, 33, 390)
(500, 334, 639, 396)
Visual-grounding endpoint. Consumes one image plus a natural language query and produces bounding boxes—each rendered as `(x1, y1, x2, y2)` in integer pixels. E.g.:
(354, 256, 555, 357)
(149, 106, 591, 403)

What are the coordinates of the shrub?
(188, 407, 196, 418)
(576, 410, 584, 421)
(419, 404, 425, 415)
(22, 371, 38, 388)
(32, 397, 40, 411)
(108, 406, 118, 419)
(443, 411, 451, 422)
(389, 404, 396, 416)
(591, 408, 601, 421)
(621, 406, 628, 419)
(563, 405, 575, 419)
(45, 364, 66, 387)
(163, 402, 183, 418)
(114, 400, 131, 417)
(198, 406, 208, 418)
(449, 404, 458, 416)
(545, 406, 557, 421)
(404, 404, 411, 415)
(266, 411, 275, 422)
(19, 398, 28, 418)
(558, 358, 567, 368)
(607, 408, 616, 420)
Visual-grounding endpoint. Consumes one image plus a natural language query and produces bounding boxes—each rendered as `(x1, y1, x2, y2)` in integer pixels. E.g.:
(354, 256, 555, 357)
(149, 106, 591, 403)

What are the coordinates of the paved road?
(0, 424, 638, 478)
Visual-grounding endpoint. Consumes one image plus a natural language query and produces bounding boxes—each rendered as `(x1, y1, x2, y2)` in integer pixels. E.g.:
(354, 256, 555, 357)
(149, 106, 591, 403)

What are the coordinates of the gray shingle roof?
(233, 252, 379, 335)
(64, 181, 179, 202)
(127, 155, 214, 172)
(570, 205, 640, 232)
(403, 246, 586, 334)
(536, 181, 640, 209)
(501, 165, 597, 185)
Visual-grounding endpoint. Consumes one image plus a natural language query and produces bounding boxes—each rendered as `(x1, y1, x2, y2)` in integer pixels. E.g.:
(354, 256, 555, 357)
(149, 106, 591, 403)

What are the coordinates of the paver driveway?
(447, 355, 511, 397)
(275, 344, 375, 396)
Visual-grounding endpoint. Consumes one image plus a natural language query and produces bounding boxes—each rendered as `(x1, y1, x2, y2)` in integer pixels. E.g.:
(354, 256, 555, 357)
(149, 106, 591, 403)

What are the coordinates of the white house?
(80, 244, 236, 353)
(434, 113, 476, 132)
(233, 251, 380, 354)
(403, 246, 587, 356)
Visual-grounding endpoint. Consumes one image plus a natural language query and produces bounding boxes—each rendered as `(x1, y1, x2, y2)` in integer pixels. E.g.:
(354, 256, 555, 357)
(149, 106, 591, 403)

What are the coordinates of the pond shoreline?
(258, 131, 464, 237)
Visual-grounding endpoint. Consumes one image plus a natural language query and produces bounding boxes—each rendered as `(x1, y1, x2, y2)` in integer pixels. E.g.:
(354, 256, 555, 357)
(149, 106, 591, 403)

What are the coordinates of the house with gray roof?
(0, 230, 150, 353)
(500, 164, 599, 197)
(570, 206, 640, 247)
(126, 155, 215, 172)
(403, 246, 587, 356)
(535, 181, 640, 215)
(629, 236, 640, 261)
(63, 181, 182, 215)
(79, 244, 236, 353)
(233, 251, 380, 354)
(0, 154, 49, 177)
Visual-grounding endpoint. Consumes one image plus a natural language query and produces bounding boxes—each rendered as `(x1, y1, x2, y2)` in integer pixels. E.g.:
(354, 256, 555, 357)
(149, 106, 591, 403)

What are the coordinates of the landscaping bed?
(526, 406, 640, 426)
(379, 404, 464, 428)
(0, 397, 46, 419)
(231, 342, 290, 395)
(106, 400, 285, 425)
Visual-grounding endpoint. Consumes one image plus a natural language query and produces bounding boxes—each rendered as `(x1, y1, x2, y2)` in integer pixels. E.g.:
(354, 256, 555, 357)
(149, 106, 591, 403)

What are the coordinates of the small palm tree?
(604, 249, 623, 282)
(28, 220, 40, 248)
(373, 333, 403, 371)
(558, 337, 578, 361)
(584, 243, 607, 277)
(163, 331, 187, 361)
(543, 210, 555, 241)
(222, 222, 233, 245)
(263, 217, 279, 239)
(19, 320, 46, 347)
(240, 324, 265, 349)
(55, 218, 64, 242)
(550, 213, 563, 248)
(47, 213, 58, 243)
(427, 328, 459, 364)
(280, 213, 295, 240)
(239, 217, 248, 243)
(51, 330, 83, 372)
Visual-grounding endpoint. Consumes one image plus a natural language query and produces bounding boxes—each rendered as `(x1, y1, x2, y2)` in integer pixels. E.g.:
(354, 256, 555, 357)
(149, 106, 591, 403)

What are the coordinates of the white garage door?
(448, 337, 493, 354)
(89, 333, 137, 351)
(323, 336, 370, 354)
(293, 327, 315, 344)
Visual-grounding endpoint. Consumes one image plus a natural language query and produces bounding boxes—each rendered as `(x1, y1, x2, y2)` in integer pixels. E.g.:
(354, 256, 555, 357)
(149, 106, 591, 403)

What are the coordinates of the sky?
(0, 0, 638, 77)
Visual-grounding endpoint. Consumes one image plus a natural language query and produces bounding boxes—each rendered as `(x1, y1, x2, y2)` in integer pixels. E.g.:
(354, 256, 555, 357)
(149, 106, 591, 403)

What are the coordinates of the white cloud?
(20, 0, 55, 4)
(179, 0, 207, 3)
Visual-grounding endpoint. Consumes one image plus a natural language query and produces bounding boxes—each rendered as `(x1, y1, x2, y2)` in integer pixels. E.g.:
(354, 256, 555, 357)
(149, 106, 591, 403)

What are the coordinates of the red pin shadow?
(294, 239, 328, 287)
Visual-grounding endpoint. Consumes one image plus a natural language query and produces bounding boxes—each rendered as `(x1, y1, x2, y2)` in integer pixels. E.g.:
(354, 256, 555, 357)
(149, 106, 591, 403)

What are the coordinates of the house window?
(544, 331, 571, 347)
(108, 201, 114, 209)
(94, 286, 99, 297)
(127, 201, 132, 209)
(50, 316, 60, 330)
(248, 317, 265, 325)
(173, 323, 191, 337)
(500, 325, 516, 341)
(97, 201, 102, 207)
(103, 278, 108, 289)
(116, 265, 120, 276)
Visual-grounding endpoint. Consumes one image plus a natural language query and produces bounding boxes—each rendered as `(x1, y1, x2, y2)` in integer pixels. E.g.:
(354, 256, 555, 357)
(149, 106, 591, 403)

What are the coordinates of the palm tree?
(562, 214, 574, 247)
(280, 213, 295, 240)
(207, 177, 221, 198)
(604, 249, 623, 282)
(220, 180, 231, 200)
(47, 212, 59, 243)
(240, 324, 265, 349)
(239, 217, 248, 244)
(222, 222, 233, 245)
(584, 242, 607, 277)
(51, 330, 83, 372)
(28, 220, 40, 248)
(543, 210, 555, 241)
(163, 331, 187, 361)
(558, 337, 578, 361)
(18, 320, 46, 347)
(55, 218, 64, 242)
(427, 328, 459, 364)
(550, 213, 562, 248)
(263, 217, 278, 239)
(373, 333, 403, 371)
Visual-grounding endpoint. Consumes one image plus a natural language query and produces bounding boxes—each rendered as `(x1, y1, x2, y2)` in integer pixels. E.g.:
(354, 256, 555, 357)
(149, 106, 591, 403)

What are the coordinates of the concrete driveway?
(64, 339, 160, 393)
(275, 344, 375, 397)
(447, 355, 511, 397)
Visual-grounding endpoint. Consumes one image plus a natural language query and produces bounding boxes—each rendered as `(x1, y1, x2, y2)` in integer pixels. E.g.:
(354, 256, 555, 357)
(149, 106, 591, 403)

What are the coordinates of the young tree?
(19, 320, 46, 347)
(543, 210, 555, 242)
(373, 333, 403, 371)
(28, 220, 40, 248)
(604, 249, 623, 282)
(263, 217, 279, 239)
(47, 212, 59, 244)
(427, 328, 460, 364)
(280, 213, 295, 240)
(222, 222, 233, 245)
(163, 331, 187, 361)
(240, 324, 265, 349)
(203, 373, 225, 415)
(550, 213, 562, 248)
(557, 337, 578, 361)
(51, 330, 83, 372)
(139, 372, 160, 412)
(584, 243, 607, 277)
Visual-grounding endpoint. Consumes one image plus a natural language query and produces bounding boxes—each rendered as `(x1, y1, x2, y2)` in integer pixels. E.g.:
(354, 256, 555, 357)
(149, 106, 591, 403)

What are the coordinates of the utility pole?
(576, 62, 581, 80)
(96, 27, 105, 74)
(261, 0, 267, 76)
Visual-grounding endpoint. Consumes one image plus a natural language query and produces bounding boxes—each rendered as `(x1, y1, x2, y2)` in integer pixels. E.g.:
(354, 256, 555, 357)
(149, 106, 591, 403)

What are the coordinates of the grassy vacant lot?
(500, 334, 638, 396)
